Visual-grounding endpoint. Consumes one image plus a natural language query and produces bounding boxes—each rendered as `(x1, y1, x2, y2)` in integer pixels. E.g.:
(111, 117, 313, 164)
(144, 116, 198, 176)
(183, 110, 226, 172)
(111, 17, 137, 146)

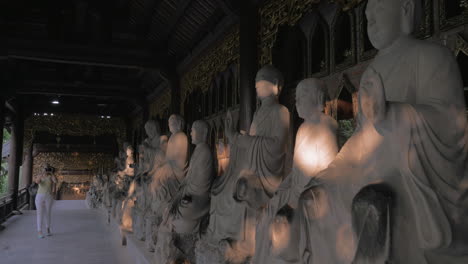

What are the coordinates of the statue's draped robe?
(301, 37, 468, 264)
(208, 96, 290, 248)
(253, 118, 338, 263)
(151, 131, 188, 209)
(139, 137, 166, 251)
(120, 156, 135, 231)
(172, 142, 215, 234)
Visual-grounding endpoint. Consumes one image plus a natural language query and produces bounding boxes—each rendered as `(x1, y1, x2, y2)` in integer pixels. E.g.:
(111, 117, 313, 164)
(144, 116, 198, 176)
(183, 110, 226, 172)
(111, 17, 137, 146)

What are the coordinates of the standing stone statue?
(299, 0, 468, 263)
(154, 120, 215, 263)
(253, 78, 338, 263)
(207, 65, 290, 262)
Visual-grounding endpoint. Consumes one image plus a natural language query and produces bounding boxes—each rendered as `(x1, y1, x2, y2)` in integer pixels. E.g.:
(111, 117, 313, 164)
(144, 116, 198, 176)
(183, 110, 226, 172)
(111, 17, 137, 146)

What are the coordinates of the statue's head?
(191, 120, 209, 145)
(366, 0, 422, 50)
(144, 120, 161, 139)
(168, 114, 185, 134)
(295, 78, 326, 119)
(126, 145, 134, 157)
(255, 65, 284, 98)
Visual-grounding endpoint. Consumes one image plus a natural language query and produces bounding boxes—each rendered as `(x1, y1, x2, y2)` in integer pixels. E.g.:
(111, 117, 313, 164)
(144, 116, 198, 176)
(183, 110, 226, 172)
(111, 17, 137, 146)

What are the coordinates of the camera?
(44, 165, 55, 173)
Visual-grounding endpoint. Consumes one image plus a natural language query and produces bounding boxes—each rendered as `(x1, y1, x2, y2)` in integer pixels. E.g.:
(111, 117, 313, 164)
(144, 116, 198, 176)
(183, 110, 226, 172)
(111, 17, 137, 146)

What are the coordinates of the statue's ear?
(401, 0, 415, 34)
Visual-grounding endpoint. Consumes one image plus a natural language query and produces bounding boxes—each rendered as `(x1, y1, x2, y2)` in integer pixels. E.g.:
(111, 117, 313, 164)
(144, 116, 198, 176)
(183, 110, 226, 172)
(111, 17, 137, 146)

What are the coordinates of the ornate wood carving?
(439, 0, 468, 31)
(33, 152, 114, 186)
(24, 114, 126, 151)
(180, 26, 240, 112)
(259, 0, 365, 66)
(454, 33, 468, 57)
(149, 88, 171, 118)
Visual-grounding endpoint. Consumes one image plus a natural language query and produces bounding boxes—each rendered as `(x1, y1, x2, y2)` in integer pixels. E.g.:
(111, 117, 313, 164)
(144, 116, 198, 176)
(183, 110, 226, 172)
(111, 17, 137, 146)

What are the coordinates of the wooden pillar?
(21, 145, 33, 188)
(239, 1, 258, 133)
(7, 100, 23, 210)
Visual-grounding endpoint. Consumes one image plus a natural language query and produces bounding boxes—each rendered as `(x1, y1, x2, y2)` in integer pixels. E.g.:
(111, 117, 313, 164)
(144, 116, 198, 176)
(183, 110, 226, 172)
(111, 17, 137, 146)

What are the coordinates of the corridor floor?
(0, 200, 132, 264)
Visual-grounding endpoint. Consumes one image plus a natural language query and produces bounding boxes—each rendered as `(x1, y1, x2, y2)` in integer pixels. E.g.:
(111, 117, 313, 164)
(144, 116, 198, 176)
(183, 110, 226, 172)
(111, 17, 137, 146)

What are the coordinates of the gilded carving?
(33, 152, 114, 189)
(455, 33, 468, 57)
(259, 0, 365, 65)
(24, 114, 126, 151)
(149, 88, 171, 118)
(439, 0, 468, 31)
(180, 26, 240, 111)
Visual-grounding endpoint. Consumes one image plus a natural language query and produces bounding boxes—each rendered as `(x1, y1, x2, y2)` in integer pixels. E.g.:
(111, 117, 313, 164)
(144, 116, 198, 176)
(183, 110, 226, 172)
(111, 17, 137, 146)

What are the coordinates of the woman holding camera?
(33, 168, 57, 238)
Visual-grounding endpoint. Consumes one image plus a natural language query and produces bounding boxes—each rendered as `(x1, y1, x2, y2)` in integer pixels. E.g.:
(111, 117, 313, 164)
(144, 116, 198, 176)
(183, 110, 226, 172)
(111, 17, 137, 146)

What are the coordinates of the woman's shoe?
(46, 228, 52, 236)
(37, 232, 45, 239)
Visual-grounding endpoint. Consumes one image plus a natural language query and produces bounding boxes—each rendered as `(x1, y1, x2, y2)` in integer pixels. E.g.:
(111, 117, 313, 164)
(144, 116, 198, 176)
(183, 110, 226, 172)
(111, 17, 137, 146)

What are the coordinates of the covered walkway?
(0, 201, 132, 264)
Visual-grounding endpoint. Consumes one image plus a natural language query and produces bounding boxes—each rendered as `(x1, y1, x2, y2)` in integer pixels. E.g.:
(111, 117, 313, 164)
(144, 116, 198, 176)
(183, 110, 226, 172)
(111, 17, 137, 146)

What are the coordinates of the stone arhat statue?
(253, 78, 338, 263)
(255, 65, 284, 96)
(207, 65, 290, 262)
(298, 0, 468, 263)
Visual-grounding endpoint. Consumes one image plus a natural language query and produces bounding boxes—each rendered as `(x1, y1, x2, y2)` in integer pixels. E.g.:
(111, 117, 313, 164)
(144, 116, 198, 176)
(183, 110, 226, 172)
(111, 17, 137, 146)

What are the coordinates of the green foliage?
(338, 119, 355, 148)
(0, 160, 8, 196)
(3, 128, 10, 144)
(0, 128, 10, 196)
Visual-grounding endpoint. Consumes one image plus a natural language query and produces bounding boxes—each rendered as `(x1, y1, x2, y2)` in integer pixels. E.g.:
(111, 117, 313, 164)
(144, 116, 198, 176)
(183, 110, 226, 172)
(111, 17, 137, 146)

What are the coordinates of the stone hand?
(360, 67, 387, 126)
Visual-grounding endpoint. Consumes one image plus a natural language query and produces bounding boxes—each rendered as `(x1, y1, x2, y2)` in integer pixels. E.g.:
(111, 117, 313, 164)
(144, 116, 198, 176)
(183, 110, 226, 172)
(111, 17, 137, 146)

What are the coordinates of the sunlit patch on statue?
(336, 223, 356, 262)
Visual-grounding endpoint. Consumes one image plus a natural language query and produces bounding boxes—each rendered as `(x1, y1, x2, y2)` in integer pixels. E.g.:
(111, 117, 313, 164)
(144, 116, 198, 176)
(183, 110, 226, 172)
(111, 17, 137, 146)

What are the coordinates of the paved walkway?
(0, 200, 132, 264)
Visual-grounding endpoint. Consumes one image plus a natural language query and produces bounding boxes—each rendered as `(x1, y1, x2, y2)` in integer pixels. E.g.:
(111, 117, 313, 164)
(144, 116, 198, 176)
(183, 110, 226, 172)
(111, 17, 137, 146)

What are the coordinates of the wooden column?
(7, 99, 24, 210)
(21, 145, 33, 188)
(239, 1, 258, 133)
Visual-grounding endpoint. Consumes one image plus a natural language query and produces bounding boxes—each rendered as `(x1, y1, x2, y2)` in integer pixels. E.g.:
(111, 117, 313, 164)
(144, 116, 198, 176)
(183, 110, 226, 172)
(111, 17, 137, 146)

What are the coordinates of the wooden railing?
(0, 187, 29, 225)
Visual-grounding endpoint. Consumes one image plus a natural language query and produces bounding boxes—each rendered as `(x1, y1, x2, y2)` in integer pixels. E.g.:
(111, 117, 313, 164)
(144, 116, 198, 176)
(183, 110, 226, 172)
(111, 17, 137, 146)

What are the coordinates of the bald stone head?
(255, 65, 284, 98)
(168, 114, 185, 134)
(191, 120, 209, 145)
(145, 120, 161, 139)
(366, 0, 422, 50)
(295, 78, 326, 120)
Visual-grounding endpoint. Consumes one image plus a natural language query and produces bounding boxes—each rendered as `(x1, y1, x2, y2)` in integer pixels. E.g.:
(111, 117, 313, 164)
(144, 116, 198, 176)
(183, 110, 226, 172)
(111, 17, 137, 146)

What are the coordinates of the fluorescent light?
(51, 100, 60, 105)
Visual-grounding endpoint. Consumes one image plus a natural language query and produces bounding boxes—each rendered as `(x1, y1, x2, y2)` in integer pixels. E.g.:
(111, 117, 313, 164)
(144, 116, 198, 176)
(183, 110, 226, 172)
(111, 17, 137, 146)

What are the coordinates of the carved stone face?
(190, 127, 199, 145)
(255, 80, 277, 98)
(145, 121, 158, 139)
(126, 147, 133, 157)
(295, 79, 323, 120)
(169, 116, 180, 134)
(366, 0, 403, 50)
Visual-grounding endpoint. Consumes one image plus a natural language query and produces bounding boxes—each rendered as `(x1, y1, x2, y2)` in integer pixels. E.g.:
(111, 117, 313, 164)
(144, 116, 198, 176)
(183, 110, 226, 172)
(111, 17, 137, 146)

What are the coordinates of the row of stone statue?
(94, 0, 467, 262)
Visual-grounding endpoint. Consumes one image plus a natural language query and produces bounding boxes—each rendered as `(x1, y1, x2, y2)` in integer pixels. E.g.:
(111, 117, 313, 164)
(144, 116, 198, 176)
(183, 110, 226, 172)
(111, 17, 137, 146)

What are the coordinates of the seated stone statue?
(154, 120, 215, 263)
(150, 114, 189, 209)
(132, 144, 147, 241)
(112, 143, 134, 226)
(171, 120, 215, 234)
(299, 0, 468, 263)
(147, 115, 188, 253)
(121, 145, 135, 232)
(131, 120, 167, 252)
(207, 65, 290, 262)
(253, 78, 338, 263)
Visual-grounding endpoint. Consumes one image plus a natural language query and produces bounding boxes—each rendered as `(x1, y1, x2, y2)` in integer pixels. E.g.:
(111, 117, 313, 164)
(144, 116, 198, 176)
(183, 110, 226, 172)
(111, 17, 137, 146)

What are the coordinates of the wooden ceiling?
(0, 0, 244, 117)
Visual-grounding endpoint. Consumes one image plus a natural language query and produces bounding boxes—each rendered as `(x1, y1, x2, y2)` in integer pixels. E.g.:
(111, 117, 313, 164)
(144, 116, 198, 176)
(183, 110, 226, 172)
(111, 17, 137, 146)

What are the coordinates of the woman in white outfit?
(34, 170, 57, 238)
